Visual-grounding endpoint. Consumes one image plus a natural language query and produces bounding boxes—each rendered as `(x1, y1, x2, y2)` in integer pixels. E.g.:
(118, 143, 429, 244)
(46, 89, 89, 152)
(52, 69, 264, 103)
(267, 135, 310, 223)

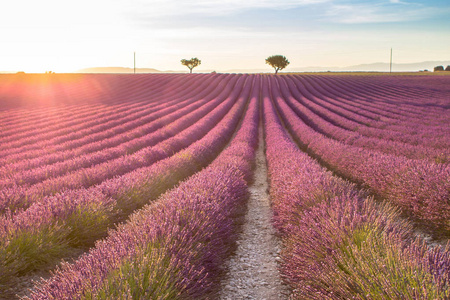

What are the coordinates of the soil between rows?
(218, 125, 290, 300)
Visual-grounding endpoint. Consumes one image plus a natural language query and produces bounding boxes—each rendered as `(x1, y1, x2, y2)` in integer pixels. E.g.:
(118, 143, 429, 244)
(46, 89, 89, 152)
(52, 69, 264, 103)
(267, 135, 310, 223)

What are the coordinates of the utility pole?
(134, 52, 136, 74)
(390, 48, 392, 73)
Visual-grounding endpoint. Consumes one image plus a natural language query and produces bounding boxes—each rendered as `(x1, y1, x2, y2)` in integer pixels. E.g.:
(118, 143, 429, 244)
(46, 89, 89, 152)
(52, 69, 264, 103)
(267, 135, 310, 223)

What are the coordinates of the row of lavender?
(0, 92, 203, 182)
(26, 76, 260, 299)
(276, 76, 449, 161)
(0, 74, 183, 137)
(0, 74, 251, 294)
(3, 73, 444, 186)
(0, 74, 216, 161)
(0, 75, 235, 190)
(0, 73, 191, 114)
(290, 74, 450, 148)
(0, 75, 241, 213)
(284, 75, 450, 153)
(270, 75, 450, 234)
(263, 77, 450, 298)
(304, 74, 448, 122)
(293, 75, 429, 124)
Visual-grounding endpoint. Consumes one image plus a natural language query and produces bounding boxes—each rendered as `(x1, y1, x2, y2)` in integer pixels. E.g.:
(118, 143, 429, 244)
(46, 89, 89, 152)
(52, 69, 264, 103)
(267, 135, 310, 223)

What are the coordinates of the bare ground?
(218, 126, 290, 300)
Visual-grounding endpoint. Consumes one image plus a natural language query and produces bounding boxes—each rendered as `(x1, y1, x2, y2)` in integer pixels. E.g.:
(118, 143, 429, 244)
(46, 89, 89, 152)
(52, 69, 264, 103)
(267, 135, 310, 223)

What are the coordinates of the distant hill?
(226, 61, 450, 73)
(291, 61, 450, 72)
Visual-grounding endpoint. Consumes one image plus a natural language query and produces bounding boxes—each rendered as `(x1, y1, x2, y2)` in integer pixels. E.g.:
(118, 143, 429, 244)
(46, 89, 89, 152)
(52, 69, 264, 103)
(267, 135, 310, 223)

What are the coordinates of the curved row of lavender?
(0, 74, 187, 141)
(286, 74, 449, 141)
(312, 76, 446, 129)
(0, 74, 216, 164)
(0, 75, 243, 213)
(0, 73, 193, 114)
(0, 74, 253, 289)
(306, 75, 446, 120)
(308, 74, 448, 120)
(270, 75, 450, 234)
(285, 74, 450, 151)
(0, 75, 235, 189)
(292, 74, 450, 149)
(275, 76, 449, 161)
(262, 76, 450, 299)
(26, 76, 260, 299)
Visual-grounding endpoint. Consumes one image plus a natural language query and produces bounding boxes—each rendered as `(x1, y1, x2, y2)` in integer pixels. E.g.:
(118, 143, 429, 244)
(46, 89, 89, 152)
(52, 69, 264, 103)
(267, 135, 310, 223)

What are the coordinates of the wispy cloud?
(323, 2, 445, 24)
(127, 0, 329, 18)
(125, 0, 449, 27)
(389, 0, 411, 4)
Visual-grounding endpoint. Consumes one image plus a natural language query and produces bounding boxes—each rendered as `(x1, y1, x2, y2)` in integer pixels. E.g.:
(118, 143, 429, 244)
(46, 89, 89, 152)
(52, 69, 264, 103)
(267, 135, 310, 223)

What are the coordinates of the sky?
(0, 0, 449, 73)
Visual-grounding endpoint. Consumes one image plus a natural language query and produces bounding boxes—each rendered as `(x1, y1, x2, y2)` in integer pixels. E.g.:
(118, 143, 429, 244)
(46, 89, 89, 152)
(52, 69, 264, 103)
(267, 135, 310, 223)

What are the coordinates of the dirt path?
(218, 126, 289, 300)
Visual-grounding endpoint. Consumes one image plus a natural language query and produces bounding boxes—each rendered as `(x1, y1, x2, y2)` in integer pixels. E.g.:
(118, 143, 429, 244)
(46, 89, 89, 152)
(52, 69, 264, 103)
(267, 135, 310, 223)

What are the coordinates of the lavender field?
(0, 72, 449, 299)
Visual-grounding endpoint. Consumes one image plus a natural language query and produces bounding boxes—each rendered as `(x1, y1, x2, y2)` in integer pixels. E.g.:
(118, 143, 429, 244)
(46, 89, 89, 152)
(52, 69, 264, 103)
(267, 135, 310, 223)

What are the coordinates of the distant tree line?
(434, 65, 450, 72)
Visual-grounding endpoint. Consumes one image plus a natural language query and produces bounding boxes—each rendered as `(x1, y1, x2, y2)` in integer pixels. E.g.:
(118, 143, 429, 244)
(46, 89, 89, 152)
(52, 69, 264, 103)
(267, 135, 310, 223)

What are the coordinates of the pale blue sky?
(0, 0, 449, 72)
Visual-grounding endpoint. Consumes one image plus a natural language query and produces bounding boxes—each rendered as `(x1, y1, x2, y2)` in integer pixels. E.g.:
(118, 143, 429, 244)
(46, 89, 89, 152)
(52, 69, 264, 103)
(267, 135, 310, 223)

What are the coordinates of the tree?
(434, 65, 444, 72)
(181, 57, 201, 74)
(265, 55, 290, 75)
(445, 65, 450, 71)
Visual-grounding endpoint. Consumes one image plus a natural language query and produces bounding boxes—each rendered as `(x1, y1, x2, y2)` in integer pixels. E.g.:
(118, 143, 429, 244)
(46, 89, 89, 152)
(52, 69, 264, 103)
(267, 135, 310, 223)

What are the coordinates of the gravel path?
(218, 126, 289, 300)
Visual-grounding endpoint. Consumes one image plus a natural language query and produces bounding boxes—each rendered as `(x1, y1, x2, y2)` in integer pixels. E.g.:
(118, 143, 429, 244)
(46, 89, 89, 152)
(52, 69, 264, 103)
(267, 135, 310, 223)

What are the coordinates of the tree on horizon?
(265, 55, 289, 75)
(181, 58, 201, 74)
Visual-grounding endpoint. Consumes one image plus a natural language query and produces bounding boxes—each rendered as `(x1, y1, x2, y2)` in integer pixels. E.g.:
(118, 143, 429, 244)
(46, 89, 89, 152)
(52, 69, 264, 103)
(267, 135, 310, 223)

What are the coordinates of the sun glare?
(0, 0, 132, 73)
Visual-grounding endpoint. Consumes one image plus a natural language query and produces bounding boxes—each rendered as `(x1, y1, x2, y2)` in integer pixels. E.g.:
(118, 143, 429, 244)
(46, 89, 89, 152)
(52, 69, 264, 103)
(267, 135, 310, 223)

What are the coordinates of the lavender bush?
(27, 76, 260, 299)
(269, 75, 450, 233)
(0, 74, 252, 291)
(262, 78, 450, 298)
